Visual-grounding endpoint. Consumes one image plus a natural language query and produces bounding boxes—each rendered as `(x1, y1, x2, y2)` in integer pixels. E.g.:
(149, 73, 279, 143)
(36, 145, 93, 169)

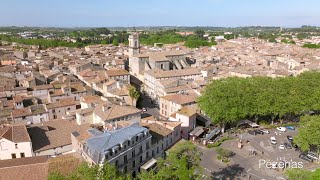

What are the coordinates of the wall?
(76, 112, 93, 125)
(32, 89, 49, 100)
(0, 139, 33, 160)
(48, 105, 76, 120)
(170, 113, 196, 139)
(31, 113, 49, 124)
(34, 144, 72, 156)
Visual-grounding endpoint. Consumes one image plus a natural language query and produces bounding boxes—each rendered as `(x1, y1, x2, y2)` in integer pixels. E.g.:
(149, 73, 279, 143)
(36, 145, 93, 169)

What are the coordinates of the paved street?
(139, 94, 160, 119)
(197, 127, 315, 180)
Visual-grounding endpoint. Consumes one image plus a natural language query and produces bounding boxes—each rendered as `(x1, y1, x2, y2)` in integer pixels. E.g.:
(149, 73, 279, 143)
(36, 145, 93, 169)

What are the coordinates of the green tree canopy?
(294, 115, 320, 156)
(197, 72, 320, 128)
(137, 141, 202, 180)
(48, 163, 130, 180)
(286, 168, 320, 180)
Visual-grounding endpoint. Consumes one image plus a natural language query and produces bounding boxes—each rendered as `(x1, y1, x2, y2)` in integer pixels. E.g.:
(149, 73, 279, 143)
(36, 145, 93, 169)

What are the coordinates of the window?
(146, 142, 149, 150)
(115, 160, 119, 167)
(20, 153, 25, 158)
(136, 136, 138, 142)
(124, 166, 127, 173)
(157, 147, 159, 153)
(140, 156, 143, 163)
(52, 110, 55, 113)
(146, 151, 149, 159)
(124, 155, 128, 163)
(67, 108, 71, 111)
(11, 153, 16, 159)
(139, 146, 142, 154)
(132, 150, 135, 158)
(132, 160, 135, 168)
(15, 144, 18, 149)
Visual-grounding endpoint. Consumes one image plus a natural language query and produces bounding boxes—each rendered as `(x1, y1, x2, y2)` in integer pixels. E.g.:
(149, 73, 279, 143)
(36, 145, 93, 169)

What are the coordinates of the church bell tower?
(128, 32, 140, 56)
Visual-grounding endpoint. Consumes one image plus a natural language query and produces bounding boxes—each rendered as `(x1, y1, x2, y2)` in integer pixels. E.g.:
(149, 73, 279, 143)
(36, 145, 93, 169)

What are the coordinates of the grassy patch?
(48, 154, 83, 176)
(207, 136, 232, 148)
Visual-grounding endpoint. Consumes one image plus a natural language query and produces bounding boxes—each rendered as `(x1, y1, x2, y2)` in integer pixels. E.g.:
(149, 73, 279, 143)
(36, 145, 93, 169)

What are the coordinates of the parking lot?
(199, 127, 316, 180)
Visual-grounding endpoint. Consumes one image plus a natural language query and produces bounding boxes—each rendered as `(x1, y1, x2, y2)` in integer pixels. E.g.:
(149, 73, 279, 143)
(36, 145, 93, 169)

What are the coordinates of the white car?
(261, 129, 270, 134)
(276, 127, 286, 132)
(270, 137, 277, 145)
(142, 108, 147, 112)
(279, 144, 285, 150)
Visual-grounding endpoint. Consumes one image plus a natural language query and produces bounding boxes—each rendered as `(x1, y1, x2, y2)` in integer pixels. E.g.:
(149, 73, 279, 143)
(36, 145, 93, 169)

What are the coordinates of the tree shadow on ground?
(211, 164, 245, 180)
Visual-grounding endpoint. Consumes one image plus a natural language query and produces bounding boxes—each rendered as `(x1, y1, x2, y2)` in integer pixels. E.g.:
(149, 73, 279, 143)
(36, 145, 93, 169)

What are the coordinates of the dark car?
(287, 136, 293, 142)
(248, 130, 256, 135)
(284, 142, 292, 149)
(254, 129, 264, 135)
(299, 153, 313, 162)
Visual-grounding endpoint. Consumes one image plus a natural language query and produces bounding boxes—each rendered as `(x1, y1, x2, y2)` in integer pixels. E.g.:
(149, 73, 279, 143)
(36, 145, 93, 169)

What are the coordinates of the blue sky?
(1, 0, 319, 27)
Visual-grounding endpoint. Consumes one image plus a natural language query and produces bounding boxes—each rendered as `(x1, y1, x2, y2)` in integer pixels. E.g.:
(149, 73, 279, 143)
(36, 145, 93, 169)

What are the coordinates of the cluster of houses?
(0, 32, 320, 179)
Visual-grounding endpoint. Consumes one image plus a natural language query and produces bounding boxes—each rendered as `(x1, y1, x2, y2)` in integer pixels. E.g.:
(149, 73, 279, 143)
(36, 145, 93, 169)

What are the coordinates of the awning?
(141, 158, 157, 170)
(204, 127, 221, 140)
(189, 127, 204, 137)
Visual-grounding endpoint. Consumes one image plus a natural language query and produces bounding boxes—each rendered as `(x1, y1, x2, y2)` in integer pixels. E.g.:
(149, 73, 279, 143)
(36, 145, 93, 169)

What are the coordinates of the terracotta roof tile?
(0, 125, 31, 142)
(106, 68, 129, 77)
(0, 156, 49, 180)
(28, 119, 90, 152)
(161, 94, 196, 105)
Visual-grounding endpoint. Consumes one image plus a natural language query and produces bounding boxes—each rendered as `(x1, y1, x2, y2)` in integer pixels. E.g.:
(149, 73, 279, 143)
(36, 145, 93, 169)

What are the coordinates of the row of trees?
(303, 43, 320, 49)
(48, 141, 202, 180)
(139, 29, 217, 48)
(281, 39, 296, 44)
(286, 168, 320, 180)
(198, 71, 320, 130)
(294, 115, 320, 157)
(0, 35, 86, 48)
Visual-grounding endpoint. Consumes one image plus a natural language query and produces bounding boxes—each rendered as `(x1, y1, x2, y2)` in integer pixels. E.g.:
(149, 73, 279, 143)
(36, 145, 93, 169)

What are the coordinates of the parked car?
(276, 127, 286, 132)
(284, 142, 292, 149)
(279, 144, 285, 150)
(261, 129, 270, 134)
(142, 108, 147, 112)
(286, 126, 295, 130)
(254, 129, 264, 135)
(270, 137, 277, 145)
(299, 153, 313, 162)
(307, 152, 319, 161)
(287, 136, 293, 143)
(248, 130, 256, 135)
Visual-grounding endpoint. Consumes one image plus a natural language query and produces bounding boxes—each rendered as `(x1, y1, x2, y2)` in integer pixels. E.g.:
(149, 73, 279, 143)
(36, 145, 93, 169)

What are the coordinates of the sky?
(1, 0, 319, 27)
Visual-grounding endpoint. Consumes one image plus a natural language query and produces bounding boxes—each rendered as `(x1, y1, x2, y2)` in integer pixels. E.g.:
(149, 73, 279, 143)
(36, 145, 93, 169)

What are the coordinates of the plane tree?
(198, 77, 249, 131)
(198, 71, 320, 128)
(294, 115, 320, 159)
